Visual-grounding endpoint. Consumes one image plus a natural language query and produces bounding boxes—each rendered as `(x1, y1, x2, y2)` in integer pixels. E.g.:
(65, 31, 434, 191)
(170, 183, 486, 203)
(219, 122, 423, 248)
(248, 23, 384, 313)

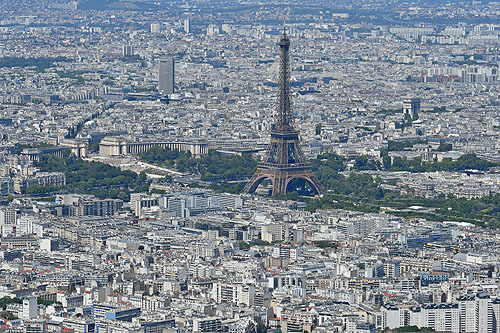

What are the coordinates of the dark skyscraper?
(159, 58, 174, 95)
(244, 30, 325, 196)
(122, 45, 133, 57)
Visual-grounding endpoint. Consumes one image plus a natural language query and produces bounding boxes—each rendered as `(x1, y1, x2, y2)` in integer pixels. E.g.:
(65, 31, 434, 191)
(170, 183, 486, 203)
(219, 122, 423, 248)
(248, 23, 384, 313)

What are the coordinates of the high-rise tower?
(184, 19, 191, 33)
(244, 30, 325, 196)
(159, 58, 174, 95)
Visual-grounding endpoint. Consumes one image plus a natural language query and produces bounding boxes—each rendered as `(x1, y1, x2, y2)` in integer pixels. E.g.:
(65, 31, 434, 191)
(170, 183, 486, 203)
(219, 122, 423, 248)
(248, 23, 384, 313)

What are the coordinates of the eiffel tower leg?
(272, 173, 287, 196)
(279, 174, 288, 194)
(244, 171, 276, 194)
(243, 172, 261, 193)
(305, 172, 326, 195)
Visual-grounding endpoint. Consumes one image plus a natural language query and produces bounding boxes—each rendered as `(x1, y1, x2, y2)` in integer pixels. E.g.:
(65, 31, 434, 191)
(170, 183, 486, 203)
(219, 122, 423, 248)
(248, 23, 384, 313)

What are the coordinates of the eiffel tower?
(244, 29, 325, 196)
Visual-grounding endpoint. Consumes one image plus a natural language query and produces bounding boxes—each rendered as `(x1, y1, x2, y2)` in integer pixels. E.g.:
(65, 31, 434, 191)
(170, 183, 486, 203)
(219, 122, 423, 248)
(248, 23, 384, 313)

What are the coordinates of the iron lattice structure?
(244, 30, 325, 196)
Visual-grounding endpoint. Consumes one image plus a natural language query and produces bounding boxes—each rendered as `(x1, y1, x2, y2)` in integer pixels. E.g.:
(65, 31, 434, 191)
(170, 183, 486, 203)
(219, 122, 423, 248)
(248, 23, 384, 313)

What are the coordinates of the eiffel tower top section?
(273, 28, 295, 134)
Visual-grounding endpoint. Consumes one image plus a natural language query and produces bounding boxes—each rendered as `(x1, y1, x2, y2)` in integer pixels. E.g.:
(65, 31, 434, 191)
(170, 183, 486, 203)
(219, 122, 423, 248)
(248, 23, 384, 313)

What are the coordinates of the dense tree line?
(0, 56, 69, 70)
(24, 184, 61, 195)
(0, 297, 21, 310)
(139, 146, 196, 172)
(31, 154, 149, 200)
(313, 167, 385, 200)
(208, 182, 246, 194)
(388, 139, 428, 151)
(197, 151, 257, 181)
(353, 155, 382, 171)
(386, 153, 497, 172)
(310, 153, 346, 172)
(139, 148, 257, 181)
(312, 151, 497, 173)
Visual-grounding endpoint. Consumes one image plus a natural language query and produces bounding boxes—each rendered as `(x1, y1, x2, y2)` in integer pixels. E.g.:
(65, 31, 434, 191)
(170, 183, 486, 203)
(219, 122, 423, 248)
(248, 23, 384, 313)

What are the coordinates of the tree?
(0, 311, 17, 320)
(388, 139, 427, 152)
(32, 154, 148, 200)
(0, 297, 22, 310)
(437, 143, 452, 152)
(287, 191, 299, 201)
(256, 321, 267, 333)
(382, 151, 392, 170)
(353, 156, 380, 171)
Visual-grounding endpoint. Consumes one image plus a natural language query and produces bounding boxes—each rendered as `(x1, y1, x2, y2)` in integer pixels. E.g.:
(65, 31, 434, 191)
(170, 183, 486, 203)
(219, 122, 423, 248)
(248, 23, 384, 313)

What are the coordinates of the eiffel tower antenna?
(285, 6, 290, 30)
(244, 31, 325, 196)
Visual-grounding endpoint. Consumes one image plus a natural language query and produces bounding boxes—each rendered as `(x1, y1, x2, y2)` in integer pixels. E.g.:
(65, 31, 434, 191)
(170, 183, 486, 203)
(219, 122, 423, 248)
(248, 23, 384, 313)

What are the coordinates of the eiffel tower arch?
(244, 30, 325, 196)
(245, 168, 324, 196)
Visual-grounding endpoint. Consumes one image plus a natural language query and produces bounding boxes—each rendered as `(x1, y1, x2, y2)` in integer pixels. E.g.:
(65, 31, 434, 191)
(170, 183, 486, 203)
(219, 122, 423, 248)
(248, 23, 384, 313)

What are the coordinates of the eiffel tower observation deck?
(244, 29, 325, 196)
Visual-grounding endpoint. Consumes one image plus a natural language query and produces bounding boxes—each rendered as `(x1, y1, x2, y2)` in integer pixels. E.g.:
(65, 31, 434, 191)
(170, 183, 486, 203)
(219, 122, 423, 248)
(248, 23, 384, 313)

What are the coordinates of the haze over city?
(0, 0, 500, 332)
